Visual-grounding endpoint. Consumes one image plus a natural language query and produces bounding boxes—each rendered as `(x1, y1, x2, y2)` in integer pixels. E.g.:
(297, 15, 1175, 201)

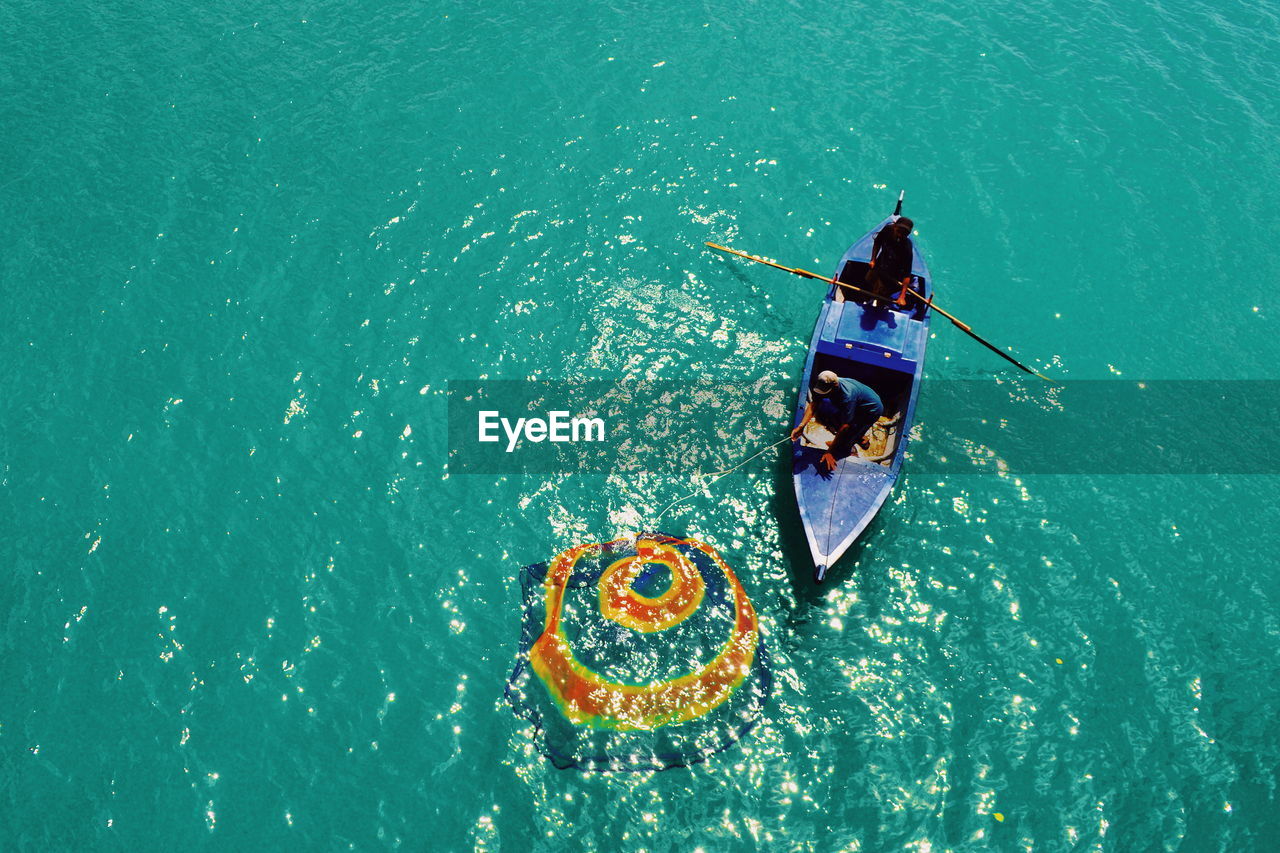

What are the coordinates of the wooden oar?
(899, 289, 1055, 382)
(704, 242, 881, 302)
(705, 241, 1055, 383)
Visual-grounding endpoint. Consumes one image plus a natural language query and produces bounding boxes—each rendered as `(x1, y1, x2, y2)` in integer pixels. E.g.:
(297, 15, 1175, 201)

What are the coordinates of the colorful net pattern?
(507, 534, 771, 770)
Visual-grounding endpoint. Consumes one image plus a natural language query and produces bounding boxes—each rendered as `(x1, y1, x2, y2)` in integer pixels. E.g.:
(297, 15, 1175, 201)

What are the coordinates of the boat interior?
(800, 354, 914, 466)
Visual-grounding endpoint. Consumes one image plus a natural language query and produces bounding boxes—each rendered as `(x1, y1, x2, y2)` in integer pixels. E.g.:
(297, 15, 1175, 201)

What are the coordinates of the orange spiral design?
(528, 536, 759, 731)
(598, 538, 705, 632)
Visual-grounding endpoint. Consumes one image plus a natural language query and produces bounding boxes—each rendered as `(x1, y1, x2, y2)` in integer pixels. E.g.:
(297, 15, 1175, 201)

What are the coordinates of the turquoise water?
(4, 0, 1280, 848)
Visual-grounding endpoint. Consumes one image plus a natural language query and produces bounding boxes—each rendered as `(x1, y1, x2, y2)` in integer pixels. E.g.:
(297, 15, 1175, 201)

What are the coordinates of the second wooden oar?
(705, 241, 1054, 383)
(899, 289, 1055, 382)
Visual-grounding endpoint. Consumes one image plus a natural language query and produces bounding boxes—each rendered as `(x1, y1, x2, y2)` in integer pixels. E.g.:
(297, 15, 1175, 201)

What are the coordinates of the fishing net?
(506, 533, 771, 771)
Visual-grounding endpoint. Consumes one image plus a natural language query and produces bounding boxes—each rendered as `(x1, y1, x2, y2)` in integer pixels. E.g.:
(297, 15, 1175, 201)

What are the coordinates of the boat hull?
(792, 217, 932, 580)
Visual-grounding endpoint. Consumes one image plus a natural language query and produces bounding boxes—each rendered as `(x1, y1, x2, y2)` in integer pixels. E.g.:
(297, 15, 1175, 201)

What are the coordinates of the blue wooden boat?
(793, 199, 932, 582)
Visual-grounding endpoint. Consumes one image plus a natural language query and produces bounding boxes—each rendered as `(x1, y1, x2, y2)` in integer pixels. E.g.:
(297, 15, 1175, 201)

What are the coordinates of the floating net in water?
(506, 533, 771, 771)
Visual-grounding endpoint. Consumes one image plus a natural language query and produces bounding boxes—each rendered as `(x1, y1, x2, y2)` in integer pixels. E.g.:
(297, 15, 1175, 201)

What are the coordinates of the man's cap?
(894, 216, 914, 233)
(811, 370, 840, 395)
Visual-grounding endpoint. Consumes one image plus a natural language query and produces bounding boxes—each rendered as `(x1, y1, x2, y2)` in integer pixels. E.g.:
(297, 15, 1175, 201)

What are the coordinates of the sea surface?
(4, 0, 1280, 849)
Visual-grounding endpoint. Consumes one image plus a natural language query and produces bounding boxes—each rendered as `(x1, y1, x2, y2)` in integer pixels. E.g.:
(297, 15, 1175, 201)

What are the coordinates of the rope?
(651, 435, 793, 526)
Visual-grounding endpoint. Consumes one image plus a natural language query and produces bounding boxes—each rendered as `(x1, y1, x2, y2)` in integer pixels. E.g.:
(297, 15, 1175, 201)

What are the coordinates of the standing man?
(863, 216, 915, 305)
(790, 370, 884, 473)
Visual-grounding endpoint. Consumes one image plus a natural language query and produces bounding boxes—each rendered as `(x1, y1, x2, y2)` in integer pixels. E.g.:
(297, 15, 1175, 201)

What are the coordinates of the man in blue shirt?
(790, 370, 884, 473)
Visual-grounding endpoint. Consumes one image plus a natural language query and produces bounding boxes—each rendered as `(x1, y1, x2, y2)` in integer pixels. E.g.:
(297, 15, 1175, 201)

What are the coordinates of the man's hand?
(820, 452, 838, 473)
(790, 425, 804, 442)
